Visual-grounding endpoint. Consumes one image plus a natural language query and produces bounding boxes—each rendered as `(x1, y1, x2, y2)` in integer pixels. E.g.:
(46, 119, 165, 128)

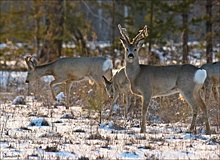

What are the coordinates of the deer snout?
(25, 80, 29, 83)
(128, 53, 134, 59)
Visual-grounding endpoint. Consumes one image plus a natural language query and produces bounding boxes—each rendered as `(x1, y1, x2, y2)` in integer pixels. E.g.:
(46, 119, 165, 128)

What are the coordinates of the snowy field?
(0, 71, 220, 159)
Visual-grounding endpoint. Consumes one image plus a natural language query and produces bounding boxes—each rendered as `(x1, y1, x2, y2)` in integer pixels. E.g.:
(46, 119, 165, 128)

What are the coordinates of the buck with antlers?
(25, 56, 113, 109)
(118, 24, 210, 134)
(201, 61, 220, 104)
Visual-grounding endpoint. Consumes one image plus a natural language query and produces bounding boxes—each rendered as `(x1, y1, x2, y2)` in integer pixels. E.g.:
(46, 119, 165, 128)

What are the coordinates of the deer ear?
(29, 61, 37, 70)
(30, 57, 38, 68)
(136, 39, 145, 48)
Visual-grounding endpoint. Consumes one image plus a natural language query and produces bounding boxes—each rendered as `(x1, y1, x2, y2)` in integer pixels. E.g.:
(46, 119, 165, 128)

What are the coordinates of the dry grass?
(1, 76, 219, 133)
(0, 73, 220, 159)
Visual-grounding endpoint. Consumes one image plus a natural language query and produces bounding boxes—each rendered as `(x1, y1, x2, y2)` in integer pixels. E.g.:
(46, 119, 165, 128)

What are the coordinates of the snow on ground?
(0, 95, 219, 160)
(0, 71, 27, 88)
(0, 61, 220, 160)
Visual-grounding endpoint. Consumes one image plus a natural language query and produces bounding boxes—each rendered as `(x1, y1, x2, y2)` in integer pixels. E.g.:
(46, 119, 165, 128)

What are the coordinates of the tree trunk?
(148, 0, 154, 53)
(206, 0, 213, 63)
(111, 0, 116, 67)
(34, 1, 40, 58)
(39, 0, 64, 63)
(182, 12, 189, 64)
(53, 0, 64, 58)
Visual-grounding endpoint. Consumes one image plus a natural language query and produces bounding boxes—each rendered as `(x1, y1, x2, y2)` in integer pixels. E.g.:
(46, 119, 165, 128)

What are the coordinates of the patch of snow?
(26, 96, 36, 102)
(41, 75, 54, 83)
(55, 151, 76, 158)
(120, 152, 140, 159)
(113, 104, 119, 111)
(37, 149, 76, 159)
(56, 92, 65, 102)
(0, 43, 7, 49)
(183, 133, 207, 140)
(28, 118, 50, 127)
(100, 121, 114, 130)
(0, 71, 27, 88)
(60, 113, 74, 119)
(206, 136, 220, 145)
(12, 96, 26, 105)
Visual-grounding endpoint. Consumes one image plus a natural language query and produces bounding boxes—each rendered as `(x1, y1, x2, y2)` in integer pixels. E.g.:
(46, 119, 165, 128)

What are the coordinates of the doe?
(25, 55, 113, 109)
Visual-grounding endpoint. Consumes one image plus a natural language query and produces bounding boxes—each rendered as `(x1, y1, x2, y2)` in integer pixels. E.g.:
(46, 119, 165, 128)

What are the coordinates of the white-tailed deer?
(25, 56, 113, 109)
(201, 61, 220, 103)
(118, 24, 210, 134)
(103, 67, 132, 118)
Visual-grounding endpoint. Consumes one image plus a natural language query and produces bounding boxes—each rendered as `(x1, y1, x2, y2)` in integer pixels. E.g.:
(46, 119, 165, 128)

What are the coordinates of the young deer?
(103, 67, 132, 119)
(118, 24, 210, 134)
(201, 61, 220, 104)
(25, 55, 113, 109)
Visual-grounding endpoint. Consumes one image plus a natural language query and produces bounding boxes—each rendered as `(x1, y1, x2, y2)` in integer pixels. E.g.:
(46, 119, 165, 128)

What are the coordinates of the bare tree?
(206, 0, 213, 63)
(38, 0, 64, 63)
(182, 11, 189, 64)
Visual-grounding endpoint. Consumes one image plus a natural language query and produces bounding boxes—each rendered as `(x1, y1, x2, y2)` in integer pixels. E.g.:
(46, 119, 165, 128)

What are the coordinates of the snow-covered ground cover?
(0, 95, 219, 159)
(0, 58, 219, 159)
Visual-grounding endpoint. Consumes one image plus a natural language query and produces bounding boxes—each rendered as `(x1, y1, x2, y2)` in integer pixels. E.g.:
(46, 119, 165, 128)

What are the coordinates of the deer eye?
(134, 48, 137, 52)
(126, 49, 129, 52)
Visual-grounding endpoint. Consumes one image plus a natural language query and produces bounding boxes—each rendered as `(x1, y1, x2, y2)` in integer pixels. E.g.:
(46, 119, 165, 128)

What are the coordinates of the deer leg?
(179, 90, 198, 133)
(54, 83, 64, 96)
(124, 94, 129, 119)
(50, 81, 60, 100)
(65, 81, 72, 109)
(128, 95, 135, 118)
(195, 91, 211, 134)
(49, 79, 65, 100)
(204, 79, 212, 104)
(212, 84, 219, 102)
(108, 91, 119, 120)
(140, 94, 151, 133)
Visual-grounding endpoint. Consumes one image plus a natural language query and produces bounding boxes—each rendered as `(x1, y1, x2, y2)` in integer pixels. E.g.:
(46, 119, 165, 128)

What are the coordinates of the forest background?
(0, 0, 219, 70)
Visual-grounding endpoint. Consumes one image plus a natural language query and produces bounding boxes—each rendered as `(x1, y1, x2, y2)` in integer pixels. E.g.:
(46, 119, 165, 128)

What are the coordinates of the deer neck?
(35, 63, 54, 77)
(125, 58, 140, 82)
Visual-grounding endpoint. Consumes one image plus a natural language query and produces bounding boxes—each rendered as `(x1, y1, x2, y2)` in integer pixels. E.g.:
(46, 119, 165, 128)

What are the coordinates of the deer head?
(118, 24, 148, 63)
(25, 55, 38, 70)
(25, 55, 38, 83)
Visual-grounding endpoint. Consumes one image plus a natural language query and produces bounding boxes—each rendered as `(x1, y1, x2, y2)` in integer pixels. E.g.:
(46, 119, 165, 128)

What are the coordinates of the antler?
(118, 24, 130, 43)
(132, 25, 148, 44)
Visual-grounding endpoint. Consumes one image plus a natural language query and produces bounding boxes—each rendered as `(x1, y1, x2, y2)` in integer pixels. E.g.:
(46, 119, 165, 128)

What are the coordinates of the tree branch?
(80, 0, 111, 26)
